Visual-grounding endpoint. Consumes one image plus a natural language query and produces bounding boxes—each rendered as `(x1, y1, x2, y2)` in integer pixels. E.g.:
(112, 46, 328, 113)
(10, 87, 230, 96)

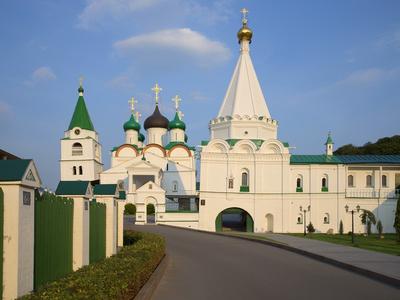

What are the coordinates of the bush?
(21, 231, 165, 300)
(147, 204, 155, 215)
(307, 222, 315, 233)
(124, 203, 136, 215)
(367, 220, 372, 235)
(339, 220, 344, 235)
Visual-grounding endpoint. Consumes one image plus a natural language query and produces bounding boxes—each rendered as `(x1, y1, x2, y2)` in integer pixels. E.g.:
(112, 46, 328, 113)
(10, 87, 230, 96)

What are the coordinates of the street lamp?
(300, 205, 311, 236)
(345, 204, 360, 244)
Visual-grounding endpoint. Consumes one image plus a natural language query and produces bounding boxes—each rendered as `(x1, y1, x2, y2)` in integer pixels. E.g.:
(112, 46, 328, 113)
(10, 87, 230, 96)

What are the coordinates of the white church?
(57, 11, 400, 234)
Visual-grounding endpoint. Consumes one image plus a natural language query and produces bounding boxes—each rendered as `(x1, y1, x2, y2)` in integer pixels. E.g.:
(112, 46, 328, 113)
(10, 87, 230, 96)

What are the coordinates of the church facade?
(57, 12, 400, 234)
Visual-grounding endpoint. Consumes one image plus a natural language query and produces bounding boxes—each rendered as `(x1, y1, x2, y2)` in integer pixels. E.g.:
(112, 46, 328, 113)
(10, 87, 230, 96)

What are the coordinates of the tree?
(339, 220, 344, 235)
(307, 222, 315, 233)
(360, 209, 376, 236)
(124, 203, 136, 215)
(394, 195, 400, 242)
(376, 220, 383, 238)
(146, 203, 155, 215)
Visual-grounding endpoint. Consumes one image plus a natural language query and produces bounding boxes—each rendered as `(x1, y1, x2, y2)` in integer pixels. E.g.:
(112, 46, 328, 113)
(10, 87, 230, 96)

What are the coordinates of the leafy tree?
(334, 135, 400, 155)
(307, 222, 315, 233)
(124, 203, 136, 215)
(360, 209, 376, 236)
(394, 195, 400, 242)
(339, 220, 344, 235)
(376, 220, 383, 238)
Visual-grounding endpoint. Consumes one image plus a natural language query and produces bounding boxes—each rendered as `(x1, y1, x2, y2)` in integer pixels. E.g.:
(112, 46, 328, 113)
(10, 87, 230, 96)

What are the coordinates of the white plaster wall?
(169, 129, 185, 142)
(72, 197, 89, 271)
(96, 197, 117, 257)
(125, 130, 138, 144)
(147, 128, 167, 146)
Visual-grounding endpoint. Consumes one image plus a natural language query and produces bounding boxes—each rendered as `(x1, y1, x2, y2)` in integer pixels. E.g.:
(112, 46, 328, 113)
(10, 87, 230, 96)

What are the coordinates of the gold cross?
(172, 95, 182, 111)
(128, 96, 137, 113)
(135, 111, 142, 122)
(79, 76, 84, 87)
(151, 83, 162, 104)
(240, 8, 248, 24)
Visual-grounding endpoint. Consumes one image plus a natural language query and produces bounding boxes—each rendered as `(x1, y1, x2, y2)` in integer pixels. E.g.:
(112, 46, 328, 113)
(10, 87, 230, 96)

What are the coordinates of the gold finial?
(79, 76, 84, 87)
(240, 8, 249, 25)
(151, 83, 162, 105)
(172, 95, 182, 111)
(135, 111, 142, 122)
(128, 96, 137, 114)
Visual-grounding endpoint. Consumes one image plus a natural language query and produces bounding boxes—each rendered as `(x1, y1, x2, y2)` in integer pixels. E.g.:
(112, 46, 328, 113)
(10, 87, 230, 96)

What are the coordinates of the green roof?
(226, 139, 265, 149)
(325, 133, 334, 145)
(0, 159, 31, 181)
(68, 92, 94, 131)
(164, 141, 195, 151)
(119, 191, 126, 200)
(290, 155, 400, 165)
(56, 181, 90, 196)
(93, 184, 117, 196)
(168, 112, 186, 130)
(139, 132, 145, 142)
(123, 114, 141, 132)
(201, 140, 209, 146)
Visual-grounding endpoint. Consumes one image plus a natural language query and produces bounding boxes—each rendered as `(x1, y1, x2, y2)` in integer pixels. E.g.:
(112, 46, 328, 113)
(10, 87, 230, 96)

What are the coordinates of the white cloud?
(0, 101, 10, 114)
(77, 0, 232, 29)
(78, 0, 161, 29)
(114, 28, 231, 65)
(338, 68, 399, 86)
(25, 66, 56, 86)
(107, 75, 135, 89)
(375, 29, 400, 50)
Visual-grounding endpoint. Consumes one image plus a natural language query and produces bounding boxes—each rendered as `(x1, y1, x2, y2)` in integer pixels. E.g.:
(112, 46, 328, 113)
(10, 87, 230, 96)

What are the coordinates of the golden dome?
(237, 24, 253, 43)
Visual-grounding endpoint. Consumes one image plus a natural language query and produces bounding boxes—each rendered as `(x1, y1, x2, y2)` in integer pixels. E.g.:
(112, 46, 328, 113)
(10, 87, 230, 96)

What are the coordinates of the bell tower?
(60, 80, 103, 181)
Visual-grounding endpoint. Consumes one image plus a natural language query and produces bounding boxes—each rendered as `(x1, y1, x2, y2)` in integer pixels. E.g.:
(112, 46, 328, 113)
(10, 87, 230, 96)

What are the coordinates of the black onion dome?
(144, 105, 169, 130)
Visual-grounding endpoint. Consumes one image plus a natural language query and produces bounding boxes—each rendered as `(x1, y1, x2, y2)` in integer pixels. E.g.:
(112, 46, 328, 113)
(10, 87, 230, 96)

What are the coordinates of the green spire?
(325, 132, 333, 145)
(123, 114, 141, 132)
(168, 112, 186, 130)
(139, 132, 145, 142)
(68, 85, 94, 131)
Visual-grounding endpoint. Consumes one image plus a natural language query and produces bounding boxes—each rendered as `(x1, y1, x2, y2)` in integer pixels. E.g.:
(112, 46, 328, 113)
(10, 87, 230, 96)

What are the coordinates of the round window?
(74, 129, 80, 135)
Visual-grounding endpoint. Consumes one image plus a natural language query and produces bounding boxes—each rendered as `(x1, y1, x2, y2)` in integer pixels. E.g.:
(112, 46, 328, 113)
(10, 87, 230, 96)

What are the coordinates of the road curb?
(134, 254, 169, 300)
(158, 224, 400, 289)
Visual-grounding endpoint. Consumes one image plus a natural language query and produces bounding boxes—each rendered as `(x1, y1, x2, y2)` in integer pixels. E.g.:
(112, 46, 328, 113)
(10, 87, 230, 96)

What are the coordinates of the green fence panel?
(89, 201, 106, 264)
(34, 192, 73, 290)
(0, 188, 3, 300)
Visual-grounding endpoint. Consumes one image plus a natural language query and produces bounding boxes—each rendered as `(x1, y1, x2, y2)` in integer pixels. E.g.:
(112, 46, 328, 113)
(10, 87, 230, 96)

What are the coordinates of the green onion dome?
(123, 114, 141, 132)
(168, 112, 186, 130)
(139, 132, 145, 142)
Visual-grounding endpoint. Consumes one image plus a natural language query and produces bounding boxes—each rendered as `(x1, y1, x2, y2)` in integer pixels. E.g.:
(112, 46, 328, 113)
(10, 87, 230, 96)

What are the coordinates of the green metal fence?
(34, 192, 73, 290)
(0, 188, 3, 300)
(89, 201, 106, 264)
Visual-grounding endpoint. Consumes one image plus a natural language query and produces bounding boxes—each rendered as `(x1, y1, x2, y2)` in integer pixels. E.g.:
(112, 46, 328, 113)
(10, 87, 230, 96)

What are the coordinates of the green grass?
(288, 233, 400, 256)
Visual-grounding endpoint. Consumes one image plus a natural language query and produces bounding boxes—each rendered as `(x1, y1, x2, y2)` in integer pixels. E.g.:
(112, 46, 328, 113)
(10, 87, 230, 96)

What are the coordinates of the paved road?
(130, 225, 399, 300)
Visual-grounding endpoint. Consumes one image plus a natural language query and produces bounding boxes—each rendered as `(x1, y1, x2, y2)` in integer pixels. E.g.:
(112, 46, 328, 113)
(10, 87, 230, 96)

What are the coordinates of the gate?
(34, 192, 73, 290)
(0, 188, 3, 300)
(89, 201, 106, 263)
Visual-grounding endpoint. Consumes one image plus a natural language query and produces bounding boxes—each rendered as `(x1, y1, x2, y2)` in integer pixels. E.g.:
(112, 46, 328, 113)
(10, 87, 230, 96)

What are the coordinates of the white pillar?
(117, 200, 125, 248)
(1, 185, 34, 300)
(72, 197, 89, 270)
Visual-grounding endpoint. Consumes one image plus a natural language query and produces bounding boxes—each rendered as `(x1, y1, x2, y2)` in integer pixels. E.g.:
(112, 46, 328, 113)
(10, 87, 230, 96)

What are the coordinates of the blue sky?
(1, 0, 399, 189)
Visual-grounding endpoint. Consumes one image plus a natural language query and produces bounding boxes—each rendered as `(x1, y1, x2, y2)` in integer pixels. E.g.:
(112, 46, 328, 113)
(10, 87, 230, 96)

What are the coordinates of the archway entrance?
(124, 203, 136, 225)
(146, 203, 155, 224)
(215, 208, 254, 232)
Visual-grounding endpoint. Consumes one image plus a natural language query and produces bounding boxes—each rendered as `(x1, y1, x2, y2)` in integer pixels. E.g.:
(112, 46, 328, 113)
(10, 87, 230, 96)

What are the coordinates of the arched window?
(72, 142, 83, 156)
(296, 178, 302, 188)
(228, 179, 234, 189)
(297, 214, 303, 224)
(73, 166, 77, 175)
(382, 175, 387, 187)
(241, 171, 249, 187)
(321, 175, 328, 191)
(348, 175, 354, 187)
(79, 166, 83, 175)
(366, 175, 373, 187)
(296, 176, 303, 192)
(172, 181, 178, 192)
(324, 213, 330, 224)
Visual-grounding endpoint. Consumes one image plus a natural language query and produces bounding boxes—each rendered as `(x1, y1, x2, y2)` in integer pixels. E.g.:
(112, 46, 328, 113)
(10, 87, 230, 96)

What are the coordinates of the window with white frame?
(172, 181, 178, 192)
(241, 170, 249, 187)
(382, 175, 388, 187)
(72, 142, 83, 156)
(297, 214, 303, 224)
(348, 175, 354, 187)
(366, 175, 373, 187)
(228, 178, 234, 189)
(73, 166, 77, 175)
(323, 213, 330, 224)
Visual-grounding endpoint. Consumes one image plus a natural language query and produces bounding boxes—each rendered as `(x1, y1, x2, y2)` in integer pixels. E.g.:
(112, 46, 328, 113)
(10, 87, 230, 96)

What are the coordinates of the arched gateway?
(215, 208, 254, 232)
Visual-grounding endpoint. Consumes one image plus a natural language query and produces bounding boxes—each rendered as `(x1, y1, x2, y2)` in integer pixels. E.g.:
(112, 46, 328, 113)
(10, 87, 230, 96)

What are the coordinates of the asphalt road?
(130, 225, 399, 300)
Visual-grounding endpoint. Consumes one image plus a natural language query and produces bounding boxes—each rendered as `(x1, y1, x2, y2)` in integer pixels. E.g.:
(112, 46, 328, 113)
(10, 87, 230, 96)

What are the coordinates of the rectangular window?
(228, 179, 234, 189)
(23, 191, 31, 206)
